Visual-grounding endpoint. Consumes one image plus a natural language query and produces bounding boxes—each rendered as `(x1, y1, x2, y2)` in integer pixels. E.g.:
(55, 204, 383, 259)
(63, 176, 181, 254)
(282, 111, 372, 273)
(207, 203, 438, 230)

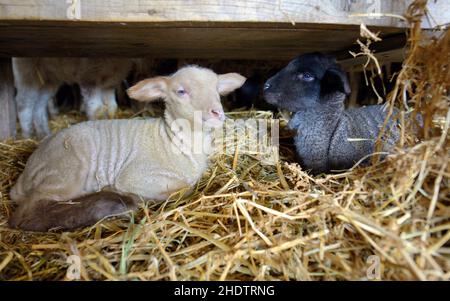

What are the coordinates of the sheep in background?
(263, 52, 402, 175)
(47, 83, 82, 117)
(9, 66, 246, 232)
(13, 58, 134, 138)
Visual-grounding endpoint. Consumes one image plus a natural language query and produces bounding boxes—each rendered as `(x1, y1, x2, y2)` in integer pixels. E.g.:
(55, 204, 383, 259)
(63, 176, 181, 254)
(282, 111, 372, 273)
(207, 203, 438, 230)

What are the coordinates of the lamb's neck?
(162, 111, 214, 159)
(288, 93, 346, 130)
(317, 92, 346, 112)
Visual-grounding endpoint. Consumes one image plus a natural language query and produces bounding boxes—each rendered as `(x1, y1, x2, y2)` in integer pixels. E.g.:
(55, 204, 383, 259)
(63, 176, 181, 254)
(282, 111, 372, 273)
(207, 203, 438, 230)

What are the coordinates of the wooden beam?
(332, 33, 407, 61)
(0, 0, 413, 27)
(0, 1, 446, 60)
(338, 48, 405, 74)
(0, 20, 405, 60)
(0, 57, 16, 141)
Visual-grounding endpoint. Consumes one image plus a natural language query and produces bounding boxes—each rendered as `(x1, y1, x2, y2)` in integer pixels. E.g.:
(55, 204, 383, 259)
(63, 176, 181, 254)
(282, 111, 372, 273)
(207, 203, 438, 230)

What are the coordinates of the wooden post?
(0, 58, 16, 141)
(348, 70, 360, 108)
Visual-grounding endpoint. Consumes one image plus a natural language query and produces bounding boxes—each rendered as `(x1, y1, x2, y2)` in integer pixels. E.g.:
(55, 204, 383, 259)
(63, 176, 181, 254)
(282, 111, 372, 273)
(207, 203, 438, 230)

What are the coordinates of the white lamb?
(9, 66, 246, 232)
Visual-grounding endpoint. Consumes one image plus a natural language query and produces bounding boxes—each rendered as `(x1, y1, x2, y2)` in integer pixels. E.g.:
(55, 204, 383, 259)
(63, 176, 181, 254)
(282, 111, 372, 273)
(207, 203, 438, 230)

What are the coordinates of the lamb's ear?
(127, 76, 169, 102)
(218, 73, 247, 96)
(321, 67, 351, 96)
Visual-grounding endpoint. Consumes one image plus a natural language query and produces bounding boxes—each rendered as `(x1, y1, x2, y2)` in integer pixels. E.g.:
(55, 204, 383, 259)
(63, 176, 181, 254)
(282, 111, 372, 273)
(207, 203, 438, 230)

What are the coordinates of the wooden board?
(0, 0, 412, 27)
(0, 58, 15, 140)
(1, 0, 448, 28)
(0, 20, 406, 60)
(0, 1, 447, 60)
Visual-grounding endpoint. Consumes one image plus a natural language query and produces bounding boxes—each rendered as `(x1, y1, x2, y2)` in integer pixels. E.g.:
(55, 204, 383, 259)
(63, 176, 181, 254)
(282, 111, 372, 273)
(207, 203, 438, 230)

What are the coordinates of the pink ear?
(218, 73, 247, 96)
(127, 76, 168, 102)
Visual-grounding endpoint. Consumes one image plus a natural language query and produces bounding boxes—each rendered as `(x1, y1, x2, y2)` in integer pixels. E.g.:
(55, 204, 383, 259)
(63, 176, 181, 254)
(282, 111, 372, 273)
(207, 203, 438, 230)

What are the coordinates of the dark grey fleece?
(287, 94, 399, 174)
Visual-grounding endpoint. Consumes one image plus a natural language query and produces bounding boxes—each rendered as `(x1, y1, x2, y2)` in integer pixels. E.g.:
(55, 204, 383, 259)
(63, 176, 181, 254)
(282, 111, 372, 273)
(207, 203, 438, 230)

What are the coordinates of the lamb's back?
(328, 105, 400, 170)
(10, 119, 156, 203)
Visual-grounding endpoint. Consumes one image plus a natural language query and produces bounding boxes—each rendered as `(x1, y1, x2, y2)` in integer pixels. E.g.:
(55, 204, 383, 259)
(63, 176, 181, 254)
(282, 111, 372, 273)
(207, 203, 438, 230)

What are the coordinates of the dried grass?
(0, 0, 449, 281)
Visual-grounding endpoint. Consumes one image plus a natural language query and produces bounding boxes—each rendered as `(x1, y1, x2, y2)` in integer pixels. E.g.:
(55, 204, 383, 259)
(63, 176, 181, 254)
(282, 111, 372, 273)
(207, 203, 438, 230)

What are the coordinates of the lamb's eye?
(298, 72, 315, 82)
(176, 88, 187, 96)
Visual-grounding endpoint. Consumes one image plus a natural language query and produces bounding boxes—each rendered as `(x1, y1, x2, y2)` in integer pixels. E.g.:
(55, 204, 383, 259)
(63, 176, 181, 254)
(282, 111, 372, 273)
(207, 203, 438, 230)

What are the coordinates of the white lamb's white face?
(165, 68, 225, 128)
(127, 66, 246, 129)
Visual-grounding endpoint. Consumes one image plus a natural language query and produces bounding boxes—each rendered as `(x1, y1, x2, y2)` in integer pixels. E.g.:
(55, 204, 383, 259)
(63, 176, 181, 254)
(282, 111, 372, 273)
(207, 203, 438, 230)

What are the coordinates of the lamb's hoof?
(9, 204, 51, 232)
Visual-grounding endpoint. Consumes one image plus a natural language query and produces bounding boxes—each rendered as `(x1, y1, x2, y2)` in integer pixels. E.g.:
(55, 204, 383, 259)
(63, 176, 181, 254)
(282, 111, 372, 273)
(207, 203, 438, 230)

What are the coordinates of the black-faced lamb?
(9, 65, 246, 232)
(263, 52, 401, 175)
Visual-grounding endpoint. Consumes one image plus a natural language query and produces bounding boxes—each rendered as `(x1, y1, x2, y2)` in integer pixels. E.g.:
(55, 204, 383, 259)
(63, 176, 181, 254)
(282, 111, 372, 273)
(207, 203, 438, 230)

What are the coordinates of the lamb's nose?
(211, 109, 224, 120)
(263, 83, 271, 91)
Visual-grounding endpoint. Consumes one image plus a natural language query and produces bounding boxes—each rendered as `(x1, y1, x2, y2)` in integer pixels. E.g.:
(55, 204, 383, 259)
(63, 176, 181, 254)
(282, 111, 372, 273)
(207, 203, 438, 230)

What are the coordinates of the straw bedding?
(0, 0, 449, 281)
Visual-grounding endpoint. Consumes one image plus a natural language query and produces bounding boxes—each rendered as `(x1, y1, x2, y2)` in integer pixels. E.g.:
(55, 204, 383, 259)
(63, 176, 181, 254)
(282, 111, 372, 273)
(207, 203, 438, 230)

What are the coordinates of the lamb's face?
(263, 53, 350, 112)
(167, 67, 226, 129)
(127, 66, 246, 129)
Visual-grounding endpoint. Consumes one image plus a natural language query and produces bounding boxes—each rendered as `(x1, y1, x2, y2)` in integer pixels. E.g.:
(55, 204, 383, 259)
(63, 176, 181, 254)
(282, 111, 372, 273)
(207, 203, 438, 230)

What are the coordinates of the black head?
(263, 52, 351, 111)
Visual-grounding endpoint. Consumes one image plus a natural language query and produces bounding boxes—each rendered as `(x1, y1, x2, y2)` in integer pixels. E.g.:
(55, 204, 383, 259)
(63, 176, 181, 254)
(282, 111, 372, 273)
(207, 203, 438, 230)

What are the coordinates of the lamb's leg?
(9, 191, 138, 232)
(103, 87, 118, 119)
(81, 86, 105, 120)
(47, 96, 59, 118)
(33, 86, 56, 139)
(16, 87, 37, 139)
